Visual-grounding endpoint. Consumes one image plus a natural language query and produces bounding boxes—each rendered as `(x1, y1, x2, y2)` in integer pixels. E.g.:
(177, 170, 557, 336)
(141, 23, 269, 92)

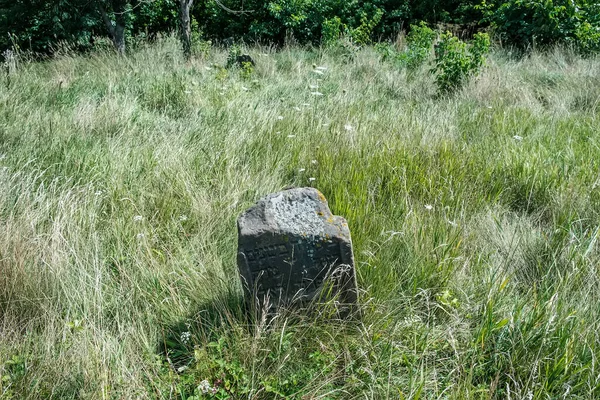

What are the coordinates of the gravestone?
(237, 188, 358, 314)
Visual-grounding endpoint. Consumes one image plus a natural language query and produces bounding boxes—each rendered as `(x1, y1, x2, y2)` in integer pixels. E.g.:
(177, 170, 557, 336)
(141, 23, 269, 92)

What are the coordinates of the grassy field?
(1, 37, 599, 399)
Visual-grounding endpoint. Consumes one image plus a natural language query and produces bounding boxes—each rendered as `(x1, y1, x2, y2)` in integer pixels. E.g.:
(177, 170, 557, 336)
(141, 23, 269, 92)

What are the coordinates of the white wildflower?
(179, 215, 188, 222)
(299, 168, 306, 172)
(308, 177, 316, 182)
(344, 124, 354, 131)
(198, 380, 214, 394)
(311, 91, 323, 96)
(424, 204, 433, 211)
(513, 135, 523, 141)
(136, 233, 145, 240)
(94, 191, 103, 196)
(184, 90, 192, 94)
(309, 84, 319, 89)
(294, 106, 301, 111)
(133, 215, 143, 222)
(180, 331, 191, 344)
(277, 115, 284, 120)
(311, 160, 317, 165)
(287, 135, 296, 138)
(302, 103, 310, 106)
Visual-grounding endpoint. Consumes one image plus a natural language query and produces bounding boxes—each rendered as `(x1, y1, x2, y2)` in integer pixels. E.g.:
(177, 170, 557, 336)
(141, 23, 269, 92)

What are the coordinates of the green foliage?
(574, 21, 600, 55)
(226, 45, 242, 68)
(398, 22, 437, 70)
(484, 0, 600, 51)
(433, 31, 490, 93)
(322, 16, 344, 46)
(0, 0, 98, 54)
(348, 8, 384, 46)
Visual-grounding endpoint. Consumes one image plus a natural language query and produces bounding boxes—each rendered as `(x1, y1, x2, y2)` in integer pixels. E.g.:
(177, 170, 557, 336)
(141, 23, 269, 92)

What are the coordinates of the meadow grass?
(0, 37, 599, 399)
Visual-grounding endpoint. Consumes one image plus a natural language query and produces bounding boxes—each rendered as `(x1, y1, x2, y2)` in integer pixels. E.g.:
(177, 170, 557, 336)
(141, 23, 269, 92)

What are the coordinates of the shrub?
(574, 21, 600, 55)
(348, 8, 384, 46)
(432, 31, 490, 93)
(322, 16, 344, 47)
(486, 0, 600, 52)
(398, 22, 437, 70)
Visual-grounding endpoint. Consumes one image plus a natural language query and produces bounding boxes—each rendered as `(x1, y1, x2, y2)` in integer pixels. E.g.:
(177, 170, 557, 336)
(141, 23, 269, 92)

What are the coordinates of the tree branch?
(212, 0, 253, 15)
(97, 2, 115, 37)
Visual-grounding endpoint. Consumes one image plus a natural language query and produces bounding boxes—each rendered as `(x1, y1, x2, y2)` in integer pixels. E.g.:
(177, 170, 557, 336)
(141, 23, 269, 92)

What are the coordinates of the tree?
(179, 0, 194, 60)
(97, 0, 130, 54)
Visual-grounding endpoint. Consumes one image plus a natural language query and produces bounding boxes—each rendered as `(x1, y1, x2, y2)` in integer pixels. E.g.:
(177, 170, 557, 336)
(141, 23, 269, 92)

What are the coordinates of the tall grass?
(0, 37, 599, 398)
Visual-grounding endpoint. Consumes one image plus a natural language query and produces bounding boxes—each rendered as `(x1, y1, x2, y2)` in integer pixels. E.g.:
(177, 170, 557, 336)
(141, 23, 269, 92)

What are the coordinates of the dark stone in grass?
(234, 54, 255, 67)
(237, 188, 358, 315)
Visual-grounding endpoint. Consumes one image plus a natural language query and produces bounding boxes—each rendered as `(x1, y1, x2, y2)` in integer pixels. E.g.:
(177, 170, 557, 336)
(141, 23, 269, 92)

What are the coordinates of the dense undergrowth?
(0, 38, 600, 398)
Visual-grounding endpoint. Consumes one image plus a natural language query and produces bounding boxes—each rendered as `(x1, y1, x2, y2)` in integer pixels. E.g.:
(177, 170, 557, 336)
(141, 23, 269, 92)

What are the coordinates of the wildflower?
(309, 84, 319, 90)
(94, 191, 103, 196)
(277, 115, 284, 120)
(179, 215, 188, 222)
(198, 380, 214, 394)
(133, 215, 143, 222)
(513, 135, 523, 141)
(309, 177, 316, 182)
(287, 135, 296, 138)
(184, 90, 192, 94)
(302, 103, 310, 106)
(136, 233, 145, 240)
(424, 204, 433, 211)
(311, 160, 318, 165)
(275, 131, 281, 135)
(311, 91, 323, 96)
(344, 124, 354, 131)
(180, 331, 191, 344)
(299, 168, 306, 172)
(294, 107, 301, 111)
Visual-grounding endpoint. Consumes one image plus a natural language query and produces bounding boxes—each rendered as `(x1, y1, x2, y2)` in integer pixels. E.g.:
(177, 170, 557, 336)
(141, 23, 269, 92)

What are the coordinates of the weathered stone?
(237, 188, 358, 313)
(235, 54, 255, 67)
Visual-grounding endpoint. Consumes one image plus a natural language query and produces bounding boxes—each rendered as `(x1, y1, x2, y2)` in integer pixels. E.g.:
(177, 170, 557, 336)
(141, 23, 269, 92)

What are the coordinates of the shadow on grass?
(157, 288, 249, 371)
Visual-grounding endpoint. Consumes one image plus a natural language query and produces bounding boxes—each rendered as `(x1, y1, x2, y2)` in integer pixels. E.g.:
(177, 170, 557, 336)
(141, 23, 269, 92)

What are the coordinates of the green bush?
(432, 31, 490, 93)
(348, 8, 384, 46)
(574, 21, 600, 55)
(322, 16, 344, 47)
(398, 22, 437, 70)
(485, 0, 600, 52)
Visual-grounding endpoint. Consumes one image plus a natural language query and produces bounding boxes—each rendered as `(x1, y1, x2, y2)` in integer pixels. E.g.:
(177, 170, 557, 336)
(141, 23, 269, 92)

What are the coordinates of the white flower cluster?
(197, 379, 217, 395)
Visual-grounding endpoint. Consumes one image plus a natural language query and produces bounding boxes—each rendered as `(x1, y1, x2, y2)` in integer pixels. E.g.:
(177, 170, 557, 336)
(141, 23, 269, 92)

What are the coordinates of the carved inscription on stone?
(236, 188, 358, 312)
